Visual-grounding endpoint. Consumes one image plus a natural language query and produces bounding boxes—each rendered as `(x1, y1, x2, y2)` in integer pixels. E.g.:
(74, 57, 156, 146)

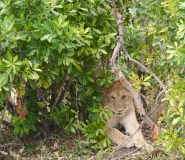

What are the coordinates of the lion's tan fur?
(102, 81, 153, 151)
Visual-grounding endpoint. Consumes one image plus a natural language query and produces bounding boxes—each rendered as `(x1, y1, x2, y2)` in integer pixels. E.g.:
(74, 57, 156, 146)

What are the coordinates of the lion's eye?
(122, 96, 126, 99)
(110, 96, 115, 101)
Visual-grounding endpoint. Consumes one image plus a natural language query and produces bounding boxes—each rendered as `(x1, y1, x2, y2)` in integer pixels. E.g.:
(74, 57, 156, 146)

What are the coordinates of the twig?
(155, 90, 164, 104)
(2, 120, 14, 129)
(141, 94, 163, 115)
(0, 104, 7, 127)
(93, 54, 111, 78)
(109, 3, 155, 129)
(122, 46, 167, 92)
(181, 68, 185, 74)
(112, 146, 143, 160)
(75, 79, 81, 137)
(52, 74, 70, 108)
(36, 86, 47, 105)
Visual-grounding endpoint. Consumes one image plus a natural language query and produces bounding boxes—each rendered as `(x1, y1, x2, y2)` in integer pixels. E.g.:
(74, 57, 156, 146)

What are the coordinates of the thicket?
(0, 0, 184, 155)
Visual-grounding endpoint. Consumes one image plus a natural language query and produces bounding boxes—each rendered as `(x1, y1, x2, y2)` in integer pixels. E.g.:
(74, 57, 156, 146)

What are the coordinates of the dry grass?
(0, 124, 184, 160)
(0, 110, 184, 160)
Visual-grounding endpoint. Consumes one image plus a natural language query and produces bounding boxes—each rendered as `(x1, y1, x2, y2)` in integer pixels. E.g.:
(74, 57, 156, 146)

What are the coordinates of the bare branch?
(112, 147, 142, 160)
(2, 120, 14, 129)
(0, 104, 7, 127)
(93, 54, 111, 78)
(52, 74, 70, 108)
(36, 86, 47, 104)
(181, 68, 185, 74)
(156, 90, 165, 104)
(122, 47, 167, 92)
(109, 7, 155, 128)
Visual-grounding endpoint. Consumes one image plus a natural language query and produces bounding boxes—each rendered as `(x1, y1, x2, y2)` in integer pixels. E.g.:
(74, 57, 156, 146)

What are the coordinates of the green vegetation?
(0, 0, 184, 159)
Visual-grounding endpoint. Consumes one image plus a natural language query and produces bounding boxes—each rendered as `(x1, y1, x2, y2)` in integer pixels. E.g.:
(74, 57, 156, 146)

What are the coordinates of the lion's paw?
(118, 137, 135, 148)
(134, 138, 145, 148)
(145, 144, 154, 152)
(125, 138, 135, 148)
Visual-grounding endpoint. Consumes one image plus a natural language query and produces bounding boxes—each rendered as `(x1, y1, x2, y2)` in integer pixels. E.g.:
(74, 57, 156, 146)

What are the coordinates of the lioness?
(102, 81, 153, 151)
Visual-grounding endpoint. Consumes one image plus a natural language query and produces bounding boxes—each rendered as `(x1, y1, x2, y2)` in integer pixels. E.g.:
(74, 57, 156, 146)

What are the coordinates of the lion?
(102, 81, 153, 151)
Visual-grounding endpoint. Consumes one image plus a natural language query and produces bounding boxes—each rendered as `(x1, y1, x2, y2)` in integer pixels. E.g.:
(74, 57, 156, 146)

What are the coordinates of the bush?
(0, 0, 116, 145)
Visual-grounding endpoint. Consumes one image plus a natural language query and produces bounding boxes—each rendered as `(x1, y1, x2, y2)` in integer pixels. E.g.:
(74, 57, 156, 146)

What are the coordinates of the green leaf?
(159, 27, 168, 33)
(129, 7, 137, 17)
(58, 14, 67, 24)
(69, 10, 77, 13)
(33, 68, 42, 72)
(144, 75, 152, 81)
(30, 72, 39, 80)
(172, 117, 181, 125)
(13, 55, 18, 63)
(6, 52, 13, 62)
(87, 76, 94, 82)
(60, 21, 69, 28)
(14, 62, 21, 66)
(74, 64, 82, 72)
(107, 33, 117, 37)
(93, 29, 101, 34)
(70, 126, 76, 133)
(142, 82, 150, 86)
(99, 49, 107, 54)
(80, 8, 88, 12)
(90, 139, 97, 144)
(41, 34, 51, 41)
(179, 145, 185, 155)
(99, 78, 106, 86)
(2, 59, 10, 64)
(84, 27, 90, 34)
(93, 109, 100, 113)
(37, 102, 45, 108)
(42, 0, 52, 4)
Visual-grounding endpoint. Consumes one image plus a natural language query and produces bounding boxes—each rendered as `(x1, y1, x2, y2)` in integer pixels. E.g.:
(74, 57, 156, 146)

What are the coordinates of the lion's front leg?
(106, 116, 134, 147)
(134, 131, 154, 151)
(120, 115, 154, 151)
(105, 128, 134, 147)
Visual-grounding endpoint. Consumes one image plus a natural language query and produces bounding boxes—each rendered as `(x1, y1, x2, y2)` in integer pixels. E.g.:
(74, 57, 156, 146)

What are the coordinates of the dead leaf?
(50, 142, 58, 151)
(10, 151, 21, 159)
(53, 151, 59, 157)
(151, 123, 159, 141)
(19, 147, 24, 154)
(0, 151, 8, 156)
(118, 71, 125, 85)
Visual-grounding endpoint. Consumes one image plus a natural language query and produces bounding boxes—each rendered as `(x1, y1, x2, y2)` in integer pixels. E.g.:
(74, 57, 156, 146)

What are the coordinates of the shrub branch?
(52, 74, 70, 108)
(110, 6, 155, 129)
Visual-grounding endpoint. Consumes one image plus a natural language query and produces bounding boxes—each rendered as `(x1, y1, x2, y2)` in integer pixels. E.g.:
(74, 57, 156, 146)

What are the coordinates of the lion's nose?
(117, 109, 124, 112)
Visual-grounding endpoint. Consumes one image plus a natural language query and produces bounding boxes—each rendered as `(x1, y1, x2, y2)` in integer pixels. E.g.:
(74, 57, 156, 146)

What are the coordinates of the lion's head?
(102, 81, 133, 117)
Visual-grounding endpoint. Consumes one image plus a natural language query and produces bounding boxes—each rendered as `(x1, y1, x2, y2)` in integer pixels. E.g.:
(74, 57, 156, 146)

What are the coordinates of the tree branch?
(0, 104, 14, 129)
(112, 147, 142, 160)
(52, 74, 70, 108)
(93, 54, 111, 79)
(0, 104, 7, 127)
(2, 120, 14, 129)
(110, 7, 155, 129)
(122, 46, 167, 92)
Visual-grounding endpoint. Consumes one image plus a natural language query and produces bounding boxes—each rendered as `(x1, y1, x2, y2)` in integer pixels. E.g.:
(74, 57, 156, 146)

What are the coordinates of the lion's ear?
(101, 88, 108, 94)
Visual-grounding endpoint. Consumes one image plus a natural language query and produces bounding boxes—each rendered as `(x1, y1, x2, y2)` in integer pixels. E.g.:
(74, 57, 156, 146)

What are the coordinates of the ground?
(0, 123, 184, 160)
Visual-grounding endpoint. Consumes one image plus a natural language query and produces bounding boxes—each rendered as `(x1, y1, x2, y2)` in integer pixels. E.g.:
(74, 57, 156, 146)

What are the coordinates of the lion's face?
(102, 81, 133, 117)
